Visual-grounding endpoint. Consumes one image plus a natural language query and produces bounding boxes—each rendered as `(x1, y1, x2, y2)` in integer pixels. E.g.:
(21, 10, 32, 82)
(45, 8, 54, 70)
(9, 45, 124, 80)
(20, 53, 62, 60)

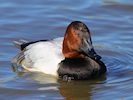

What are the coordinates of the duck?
(12, 21, 106, 80)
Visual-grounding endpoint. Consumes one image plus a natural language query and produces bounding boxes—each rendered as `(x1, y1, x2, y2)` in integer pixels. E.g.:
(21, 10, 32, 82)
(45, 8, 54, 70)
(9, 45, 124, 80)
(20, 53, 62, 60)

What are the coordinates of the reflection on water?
(58, 77, 106, 100)
(0, 0, 133, 99)
(11, 67, 107, 100)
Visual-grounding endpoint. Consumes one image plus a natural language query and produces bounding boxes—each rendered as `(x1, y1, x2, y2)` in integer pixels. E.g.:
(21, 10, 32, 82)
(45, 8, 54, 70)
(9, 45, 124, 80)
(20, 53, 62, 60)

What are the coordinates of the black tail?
(13, 39, 29, 50)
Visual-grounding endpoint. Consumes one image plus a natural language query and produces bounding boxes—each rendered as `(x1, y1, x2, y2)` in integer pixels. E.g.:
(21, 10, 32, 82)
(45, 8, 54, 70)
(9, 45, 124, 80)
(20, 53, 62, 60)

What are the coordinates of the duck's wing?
(12, 39, 48, 65)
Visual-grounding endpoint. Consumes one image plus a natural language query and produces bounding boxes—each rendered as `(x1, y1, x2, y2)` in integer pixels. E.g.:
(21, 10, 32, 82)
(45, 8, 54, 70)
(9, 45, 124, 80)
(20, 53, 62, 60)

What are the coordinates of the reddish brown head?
(62, 21, 97, 59)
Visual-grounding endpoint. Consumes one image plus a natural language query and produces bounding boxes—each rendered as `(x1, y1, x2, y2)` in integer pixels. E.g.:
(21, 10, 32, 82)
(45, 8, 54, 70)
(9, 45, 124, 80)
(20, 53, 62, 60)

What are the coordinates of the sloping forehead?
(72, 21, 87, 28)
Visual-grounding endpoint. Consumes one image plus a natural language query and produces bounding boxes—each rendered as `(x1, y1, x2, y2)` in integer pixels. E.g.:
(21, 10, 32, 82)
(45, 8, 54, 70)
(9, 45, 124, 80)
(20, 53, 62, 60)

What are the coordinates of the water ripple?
(0, 0, 133, 99)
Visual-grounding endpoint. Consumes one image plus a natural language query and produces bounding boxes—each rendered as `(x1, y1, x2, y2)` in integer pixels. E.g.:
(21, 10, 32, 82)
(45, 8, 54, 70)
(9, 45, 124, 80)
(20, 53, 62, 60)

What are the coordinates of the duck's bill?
(81, 48, 101, 60)
(87, 48, 102, 60)
(80, 39, 102, 60)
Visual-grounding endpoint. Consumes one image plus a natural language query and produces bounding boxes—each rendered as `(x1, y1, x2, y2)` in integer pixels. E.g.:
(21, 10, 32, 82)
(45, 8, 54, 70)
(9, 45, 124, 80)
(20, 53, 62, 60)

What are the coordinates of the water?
(0, 0, 133, 100)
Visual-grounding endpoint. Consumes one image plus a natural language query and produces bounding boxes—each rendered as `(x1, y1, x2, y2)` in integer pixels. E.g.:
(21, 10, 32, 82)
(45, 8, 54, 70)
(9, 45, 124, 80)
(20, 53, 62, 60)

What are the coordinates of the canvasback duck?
(12, 21, 106, 80)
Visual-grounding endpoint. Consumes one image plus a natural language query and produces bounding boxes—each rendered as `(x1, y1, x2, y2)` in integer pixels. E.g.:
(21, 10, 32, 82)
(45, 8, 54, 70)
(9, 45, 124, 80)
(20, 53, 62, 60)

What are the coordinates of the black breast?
(57, 58, 106, 80)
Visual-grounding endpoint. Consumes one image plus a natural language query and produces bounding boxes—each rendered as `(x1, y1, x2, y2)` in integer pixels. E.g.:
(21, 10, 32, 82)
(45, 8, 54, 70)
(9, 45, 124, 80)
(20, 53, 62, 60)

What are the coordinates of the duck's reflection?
(59, 81, 92, 100)
(58, 76, 106, 100)
(12, 65, 106, 100)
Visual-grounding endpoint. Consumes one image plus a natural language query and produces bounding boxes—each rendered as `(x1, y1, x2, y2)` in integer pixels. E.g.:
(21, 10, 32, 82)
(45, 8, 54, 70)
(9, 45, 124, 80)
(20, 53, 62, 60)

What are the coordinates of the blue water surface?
(0, 0, 133, 100)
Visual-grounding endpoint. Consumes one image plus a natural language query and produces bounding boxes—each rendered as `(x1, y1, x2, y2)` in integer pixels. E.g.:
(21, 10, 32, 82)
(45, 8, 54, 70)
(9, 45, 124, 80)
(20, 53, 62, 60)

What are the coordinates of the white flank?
(21, 37, 64, 76)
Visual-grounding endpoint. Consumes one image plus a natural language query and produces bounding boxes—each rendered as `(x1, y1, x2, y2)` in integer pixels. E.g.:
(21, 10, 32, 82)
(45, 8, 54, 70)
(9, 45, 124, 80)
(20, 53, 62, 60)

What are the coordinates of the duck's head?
(62, 21, 101, 60)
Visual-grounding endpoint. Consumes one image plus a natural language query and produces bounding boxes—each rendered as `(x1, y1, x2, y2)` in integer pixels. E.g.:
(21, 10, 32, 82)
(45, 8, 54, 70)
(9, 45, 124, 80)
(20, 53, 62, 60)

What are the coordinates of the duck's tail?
(12, 39, 28, 64)
(13, 39, 29, 49)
